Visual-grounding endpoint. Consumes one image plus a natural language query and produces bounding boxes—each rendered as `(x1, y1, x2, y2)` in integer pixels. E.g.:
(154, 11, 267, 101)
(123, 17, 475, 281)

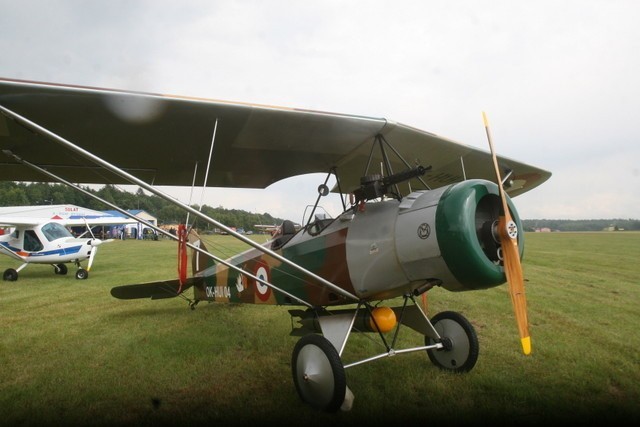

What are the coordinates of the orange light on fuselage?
(369, 306, 397, 333)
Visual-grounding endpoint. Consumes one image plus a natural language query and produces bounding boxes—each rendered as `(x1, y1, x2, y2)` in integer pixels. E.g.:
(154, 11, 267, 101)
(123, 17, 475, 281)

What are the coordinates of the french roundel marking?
(254, 263, 271, 301)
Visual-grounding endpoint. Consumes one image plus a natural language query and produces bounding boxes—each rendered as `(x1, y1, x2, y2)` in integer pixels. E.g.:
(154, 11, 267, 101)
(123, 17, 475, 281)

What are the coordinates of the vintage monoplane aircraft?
(0, 78, 551, 412)
(0, 210, 135, 281)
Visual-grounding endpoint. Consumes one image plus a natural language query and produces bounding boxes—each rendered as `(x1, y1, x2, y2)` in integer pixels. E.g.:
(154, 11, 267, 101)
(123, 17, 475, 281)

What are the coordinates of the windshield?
(41, 222, 74, 241)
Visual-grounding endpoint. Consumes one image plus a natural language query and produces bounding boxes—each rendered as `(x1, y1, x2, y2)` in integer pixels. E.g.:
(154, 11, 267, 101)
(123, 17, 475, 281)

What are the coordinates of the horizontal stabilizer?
(110, 277, 202, 300)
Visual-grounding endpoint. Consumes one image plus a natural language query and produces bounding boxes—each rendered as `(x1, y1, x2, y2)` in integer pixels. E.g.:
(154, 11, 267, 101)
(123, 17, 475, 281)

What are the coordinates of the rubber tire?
(54, 264, 68, 275)
(75, 268, 89, 280)
(425, 310, 479, 373)
(291, 334, 346, 412)
(3, 268, 18, 281)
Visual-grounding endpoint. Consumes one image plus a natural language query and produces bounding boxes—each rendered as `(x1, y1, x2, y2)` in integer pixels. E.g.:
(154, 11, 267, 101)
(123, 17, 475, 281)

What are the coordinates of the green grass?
(1, 232, 639, 426)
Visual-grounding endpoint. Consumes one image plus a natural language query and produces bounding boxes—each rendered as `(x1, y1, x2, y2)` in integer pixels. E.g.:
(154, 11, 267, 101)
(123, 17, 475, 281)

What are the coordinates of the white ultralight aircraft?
(0, 213, 136, 281)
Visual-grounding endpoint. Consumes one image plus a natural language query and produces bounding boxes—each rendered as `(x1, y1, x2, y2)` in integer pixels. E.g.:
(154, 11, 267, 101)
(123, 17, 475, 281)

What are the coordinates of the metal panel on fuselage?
(344, 201, 409, 300)
(193, 224, 358, 307)
(394, 188, 459, 286)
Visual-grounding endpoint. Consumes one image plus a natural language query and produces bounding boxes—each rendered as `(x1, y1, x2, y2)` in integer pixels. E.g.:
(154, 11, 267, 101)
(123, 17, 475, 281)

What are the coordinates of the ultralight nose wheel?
(75, 268, 89, 280)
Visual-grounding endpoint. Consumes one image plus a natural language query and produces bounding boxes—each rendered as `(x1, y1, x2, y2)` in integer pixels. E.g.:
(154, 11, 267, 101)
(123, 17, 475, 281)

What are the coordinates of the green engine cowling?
(395, 179, 523, 292)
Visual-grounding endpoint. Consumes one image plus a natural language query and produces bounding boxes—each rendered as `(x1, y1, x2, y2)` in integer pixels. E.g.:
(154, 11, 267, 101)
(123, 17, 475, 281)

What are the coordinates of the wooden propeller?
(483, 112, 531, 355)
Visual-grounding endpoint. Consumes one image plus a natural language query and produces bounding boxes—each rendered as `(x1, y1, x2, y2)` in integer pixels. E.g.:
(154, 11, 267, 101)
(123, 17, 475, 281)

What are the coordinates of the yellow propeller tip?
(521, 336, 532, 355)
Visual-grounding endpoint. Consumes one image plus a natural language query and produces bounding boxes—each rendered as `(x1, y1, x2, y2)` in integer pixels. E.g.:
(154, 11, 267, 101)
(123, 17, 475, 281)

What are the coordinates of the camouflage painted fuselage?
(192, 179, 523, 307)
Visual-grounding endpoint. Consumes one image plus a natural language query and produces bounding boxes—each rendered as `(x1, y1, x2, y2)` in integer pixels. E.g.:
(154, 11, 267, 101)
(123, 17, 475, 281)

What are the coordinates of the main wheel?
(54, 264, 68, 275)
(75, 268, 89, 280)
(3, 268, 18, 281)
(425, 311, 479, 373)
(291, 334, 346, 412)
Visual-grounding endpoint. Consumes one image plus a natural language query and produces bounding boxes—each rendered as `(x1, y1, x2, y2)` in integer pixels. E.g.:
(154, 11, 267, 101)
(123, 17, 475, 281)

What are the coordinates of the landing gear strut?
(54, 264, 68, 275)
(289, 297, 480, 412)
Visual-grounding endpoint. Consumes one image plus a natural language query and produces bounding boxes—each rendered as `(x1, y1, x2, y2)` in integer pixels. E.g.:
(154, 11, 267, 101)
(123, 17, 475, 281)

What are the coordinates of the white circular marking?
(255, 265, 269, 296)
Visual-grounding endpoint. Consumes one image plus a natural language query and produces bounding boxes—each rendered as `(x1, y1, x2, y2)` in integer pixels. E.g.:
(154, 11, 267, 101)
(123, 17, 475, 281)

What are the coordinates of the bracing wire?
(199, 119, 218, 211)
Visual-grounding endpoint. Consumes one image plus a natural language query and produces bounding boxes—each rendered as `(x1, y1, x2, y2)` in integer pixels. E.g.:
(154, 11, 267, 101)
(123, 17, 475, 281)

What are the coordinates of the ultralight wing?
(0, 217, 41, 227)
(0, 78, 550, 196)
(0, 216, 135, 228)
(57, 216, 138, 227)
(0, 206, 138, 227)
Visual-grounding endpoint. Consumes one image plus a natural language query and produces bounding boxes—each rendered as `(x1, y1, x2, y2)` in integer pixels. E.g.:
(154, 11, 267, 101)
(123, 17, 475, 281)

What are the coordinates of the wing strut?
(360, 134, 431, 197)
(185, 161, 198, 227)
(185, 118, 218, 226)
(304, 168, 336, 228)
(0, 104, 358, 303)
(199, 118, 218, 209)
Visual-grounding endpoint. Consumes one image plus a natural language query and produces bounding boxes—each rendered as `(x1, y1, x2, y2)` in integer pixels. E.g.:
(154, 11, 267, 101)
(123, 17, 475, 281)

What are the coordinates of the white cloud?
(1, 0, 639, 219)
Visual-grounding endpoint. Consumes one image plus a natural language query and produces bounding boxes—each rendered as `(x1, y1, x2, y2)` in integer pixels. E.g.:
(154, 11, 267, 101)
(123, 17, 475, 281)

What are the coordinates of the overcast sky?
(1, 0, 638, 222)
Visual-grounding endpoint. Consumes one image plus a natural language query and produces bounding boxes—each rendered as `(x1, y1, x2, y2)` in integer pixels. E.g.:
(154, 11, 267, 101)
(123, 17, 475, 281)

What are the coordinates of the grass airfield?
(1, 232, 639, 426)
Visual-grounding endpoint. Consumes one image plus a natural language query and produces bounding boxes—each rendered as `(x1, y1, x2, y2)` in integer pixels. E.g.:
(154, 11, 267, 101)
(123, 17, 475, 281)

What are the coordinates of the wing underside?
(0, 78, 551, 196)
(0, 217, 40, 227)
(0, 216, 136, 227)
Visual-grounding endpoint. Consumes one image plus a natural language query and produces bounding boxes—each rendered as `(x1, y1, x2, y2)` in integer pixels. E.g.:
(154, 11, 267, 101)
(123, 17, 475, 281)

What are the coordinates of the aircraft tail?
(110, 276, 202, 300)
(188, 227, 214, 277)
(110, 227, 211, 301)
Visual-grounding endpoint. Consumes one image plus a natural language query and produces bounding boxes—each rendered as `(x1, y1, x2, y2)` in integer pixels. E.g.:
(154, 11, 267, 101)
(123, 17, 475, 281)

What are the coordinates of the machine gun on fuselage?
(353, 165, 431, 203)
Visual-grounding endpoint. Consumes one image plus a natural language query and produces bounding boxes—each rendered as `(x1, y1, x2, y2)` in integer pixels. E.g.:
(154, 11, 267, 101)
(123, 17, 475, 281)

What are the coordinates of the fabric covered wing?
(0, 78, 550, 197)
(0, 217, 42, 227)
(57, 216, 138, 226)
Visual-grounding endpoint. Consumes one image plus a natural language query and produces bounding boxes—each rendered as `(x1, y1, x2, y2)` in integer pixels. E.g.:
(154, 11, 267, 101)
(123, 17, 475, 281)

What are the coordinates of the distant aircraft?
(253, 224, 278, 234)
(0, 78, 551, 412)
(254, 223, 302, 236)
(0, 213, 136, 281)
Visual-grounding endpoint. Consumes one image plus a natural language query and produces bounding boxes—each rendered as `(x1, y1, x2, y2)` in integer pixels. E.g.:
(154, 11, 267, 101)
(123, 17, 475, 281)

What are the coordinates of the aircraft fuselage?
(193, 179, 522, 306)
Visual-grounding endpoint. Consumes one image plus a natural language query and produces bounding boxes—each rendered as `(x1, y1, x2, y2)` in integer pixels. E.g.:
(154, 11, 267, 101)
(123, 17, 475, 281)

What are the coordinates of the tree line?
(522, 218, 640, 232)
(0, 182, 285, 233)
(1, 181, 638, 232)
